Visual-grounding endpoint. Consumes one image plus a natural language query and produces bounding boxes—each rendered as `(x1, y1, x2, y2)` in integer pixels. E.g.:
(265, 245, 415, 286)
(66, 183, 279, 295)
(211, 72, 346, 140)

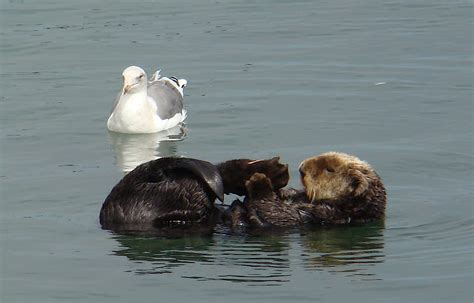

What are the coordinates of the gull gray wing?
(147, 80, 184, 120)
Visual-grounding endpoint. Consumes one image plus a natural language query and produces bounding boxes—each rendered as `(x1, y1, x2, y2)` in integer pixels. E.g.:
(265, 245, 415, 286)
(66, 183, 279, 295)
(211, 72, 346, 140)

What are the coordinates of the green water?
(1, 0, 473, 302)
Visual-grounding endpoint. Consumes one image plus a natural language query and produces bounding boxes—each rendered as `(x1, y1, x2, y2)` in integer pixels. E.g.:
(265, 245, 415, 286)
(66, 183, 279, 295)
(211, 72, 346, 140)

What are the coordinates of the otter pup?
(231, 152, 387, 228)
(100, 156, 289, 231)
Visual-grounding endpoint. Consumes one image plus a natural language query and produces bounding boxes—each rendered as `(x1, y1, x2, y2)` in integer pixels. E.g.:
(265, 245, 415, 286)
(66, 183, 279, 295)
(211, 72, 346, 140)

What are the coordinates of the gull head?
(122, 66, 147, 95)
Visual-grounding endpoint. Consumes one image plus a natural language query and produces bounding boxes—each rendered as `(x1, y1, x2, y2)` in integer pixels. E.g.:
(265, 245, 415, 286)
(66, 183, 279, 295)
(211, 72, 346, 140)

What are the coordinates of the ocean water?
(1, 0, 472, 302)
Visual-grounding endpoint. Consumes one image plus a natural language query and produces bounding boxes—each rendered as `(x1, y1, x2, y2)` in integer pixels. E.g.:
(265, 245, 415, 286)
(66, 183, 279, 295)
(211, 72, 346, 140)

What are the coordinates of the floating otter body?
(100, 152, 385, 232)
(230, 152, 387, 228)
(100, 157, 288, 231)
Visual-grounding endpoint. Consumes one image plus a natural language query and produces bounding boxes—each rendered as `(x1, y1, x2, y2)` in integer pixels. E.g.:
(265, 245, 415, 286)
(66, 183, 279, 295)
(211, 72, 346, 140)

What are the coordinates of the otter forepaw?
(245, 173, 274, 199)
(248, 157, 289, 190)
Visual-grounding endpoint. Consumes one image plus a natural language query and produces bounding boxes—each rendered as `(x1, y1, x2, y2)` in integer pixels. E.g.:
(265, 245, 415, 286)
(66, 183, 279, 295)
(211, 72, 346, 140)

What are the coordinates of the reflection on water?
(112, 232, 215, 275)
(109, 223, 385, 285)
(192, 230, 293, 285)
(300, 223, 385, 278)
(107, 125, 186, 173)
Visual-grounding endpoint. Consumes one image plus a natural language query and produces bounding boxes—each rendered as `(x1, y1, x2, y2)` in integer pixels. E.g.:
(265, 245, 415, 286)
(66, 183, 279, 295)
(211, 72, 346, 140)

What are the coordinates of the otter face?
(299, 152, 372, 202)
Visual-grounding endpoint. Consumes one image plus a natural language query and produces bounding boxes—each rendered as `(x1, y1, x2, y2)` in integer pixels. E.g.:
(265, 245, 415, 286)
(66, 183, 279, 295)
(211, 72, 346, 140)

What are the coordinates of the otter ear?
(348, 168, 369, 197)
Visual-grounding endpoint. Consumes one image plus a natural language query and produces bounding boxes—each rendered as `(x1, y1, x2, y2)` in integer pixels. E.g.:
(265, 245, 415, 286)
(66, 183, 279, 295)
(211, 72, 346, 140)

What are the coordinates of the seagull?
(107, 66, 187, 134)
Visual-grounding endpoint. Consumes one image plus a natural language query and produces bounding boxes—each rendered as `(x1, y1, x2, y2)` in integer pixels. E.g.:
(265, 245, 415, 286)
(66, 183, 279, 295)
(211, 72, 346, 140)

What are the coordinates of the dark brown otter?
(229, 152, 387, 228)
(215, 157, 289, 196)
(99, 156, 289, 231)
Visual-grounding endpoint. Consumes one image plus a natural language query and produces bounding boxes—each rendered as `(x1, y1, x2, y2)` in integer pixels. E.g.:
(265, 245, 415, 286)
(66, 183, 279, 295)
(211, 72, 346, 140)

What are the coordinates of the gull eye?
(138, 74, 144, 80)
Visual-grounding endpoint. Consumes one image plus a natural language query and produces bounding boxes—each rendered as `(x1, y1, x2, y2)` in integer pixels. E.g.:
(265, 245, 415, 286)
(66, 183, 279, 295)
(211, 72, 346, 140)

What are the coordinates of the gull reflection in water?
(108, 125, 186, 173)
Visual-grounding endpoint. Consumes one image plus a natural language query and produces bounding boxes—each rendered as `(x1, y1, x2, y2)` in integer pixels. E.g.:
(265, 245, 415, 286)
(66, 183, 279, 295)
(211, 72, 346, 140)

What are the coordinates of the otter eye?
(299, 168, 305, 177)
(325, 167, 335, 173)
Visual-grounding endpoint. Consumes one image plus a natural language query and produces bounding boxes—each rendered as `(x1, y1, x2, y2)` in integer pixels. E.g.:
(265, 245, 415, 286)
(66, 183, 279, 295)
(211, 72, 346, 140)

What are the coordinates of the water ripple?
(108, 222, 386, 285)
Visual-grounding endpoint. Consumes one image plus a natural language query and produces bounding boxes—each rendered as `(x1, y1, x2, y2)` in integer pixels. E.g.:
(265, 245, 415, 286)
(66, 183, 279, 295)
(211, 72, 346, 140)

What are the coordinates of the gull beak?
(122, 77, 137, 95)
(123, 84, 132, 94)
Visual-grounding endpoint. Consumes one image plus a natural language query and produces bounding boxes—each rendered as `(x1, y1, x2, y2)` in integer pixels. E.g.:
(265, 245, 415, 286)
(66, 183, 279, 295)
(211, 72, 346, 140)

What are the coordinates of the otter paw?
(248, 157, 289, 190)
(245, 173, 273, 197)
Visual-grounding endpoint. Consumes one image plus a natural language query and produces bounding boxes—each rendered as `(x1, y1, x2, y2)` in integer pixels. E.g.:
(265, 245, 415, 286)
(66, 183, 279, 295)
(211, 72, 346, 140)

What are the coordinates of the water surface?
(1, 0, 473, 302)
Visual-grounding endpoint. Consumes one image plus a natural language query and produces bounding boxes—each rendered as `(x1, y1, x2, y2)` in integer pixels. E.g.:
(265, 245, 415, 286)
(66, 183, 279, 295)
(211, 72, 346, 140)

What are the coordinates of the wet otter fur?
(215, 157, 289, 196)
(100, 156, 288, 231)
(230, 152, 387, 228)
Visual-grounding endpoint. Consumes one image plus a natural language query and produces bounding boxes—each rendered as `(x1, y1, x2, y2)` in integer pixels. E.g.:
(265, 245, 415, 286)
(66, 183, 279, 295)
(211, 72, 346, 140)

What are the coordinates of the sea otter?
(99, 156, 289, 231)
(229, 152, 387, 228)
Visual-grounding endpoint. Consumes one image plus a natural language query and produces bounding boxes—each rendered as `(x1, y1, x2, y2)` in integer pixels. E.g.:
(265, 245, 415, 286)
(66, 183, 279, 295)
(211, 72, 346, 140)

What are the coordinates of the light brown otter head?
(299, 152, 383, 203)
